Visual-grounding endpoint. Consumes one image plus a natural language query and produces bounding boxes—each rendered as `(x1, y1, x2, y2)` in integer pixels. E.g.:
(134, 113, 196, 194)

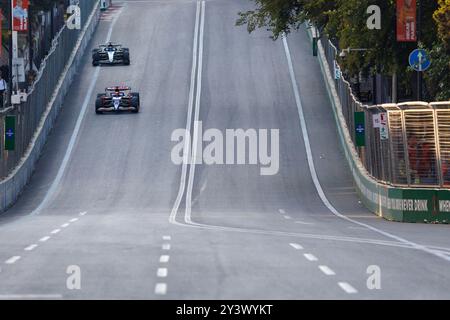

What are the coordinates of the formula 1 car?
(92, 42, 130, 66)
(95, 86, 140, 114)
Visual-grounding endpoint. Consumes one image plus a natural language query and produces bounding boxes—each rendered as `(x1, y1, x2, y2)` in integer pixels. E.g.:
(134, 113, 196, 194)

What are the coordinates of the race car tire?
(131, 92, 140, 113)
(92, 51, 100, 66)
(123, 49, 130, 65)
(95, 95, 104, 114)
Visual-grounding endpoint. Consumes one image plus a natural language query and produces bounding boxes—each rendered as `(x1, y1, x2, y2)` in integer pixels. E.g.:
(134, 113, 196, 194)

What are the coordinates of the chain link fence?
(320, 35, 450, 188)
(0, 0, 96, 180)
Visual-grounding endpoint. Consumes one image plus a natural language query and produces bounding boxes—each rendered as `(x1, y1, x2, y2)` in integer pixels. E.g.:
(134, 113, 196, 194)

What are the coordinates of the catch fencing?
(320, 36, 450, 189)
(0, 0, 96, 180)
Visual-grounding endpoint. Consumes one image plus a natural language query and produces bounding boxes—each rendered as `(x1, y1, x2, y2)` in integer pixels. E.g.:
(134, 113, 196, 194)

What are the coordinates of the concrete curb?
(0, 3, 100, 212)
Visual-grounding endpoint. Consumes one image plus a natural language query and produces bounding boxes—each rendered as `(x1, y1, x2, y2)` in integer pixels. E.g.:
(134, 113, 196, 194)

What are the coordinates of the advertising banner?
(397, 0, 417, 42)
(12, 0, 29, 32)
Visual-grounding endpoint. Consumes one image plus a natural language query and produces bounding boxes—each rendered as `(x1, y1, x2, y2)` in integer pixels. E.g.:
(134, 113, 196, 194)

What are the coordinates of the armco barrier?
(307, 27, 450, 223)
(0, 3, 100, 212)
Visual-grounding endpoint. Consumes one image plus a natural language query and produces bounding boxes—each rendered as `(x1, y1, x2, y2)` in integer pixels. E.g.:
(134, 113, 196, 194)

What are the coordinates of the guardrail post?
(433, 108, 444, 187)
(400, 110, 412, 186)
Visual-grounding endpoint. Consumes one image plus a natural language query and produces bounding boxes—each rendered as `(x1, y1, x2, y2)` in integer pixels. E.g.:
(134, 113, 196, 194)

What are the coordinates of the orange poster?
(397, 0, 417, 42)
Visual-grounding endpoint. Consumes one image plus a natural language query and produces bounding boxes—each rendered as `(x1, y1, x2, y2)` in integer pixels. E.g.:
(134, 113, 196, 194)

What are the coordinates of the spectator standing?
(0, 73, 7, 108)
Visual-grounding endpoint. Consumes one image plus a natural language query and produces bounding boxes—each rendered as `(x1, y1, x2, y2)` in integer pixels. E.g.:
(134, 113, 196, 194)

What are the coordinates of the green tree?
(237, 0, 447, 101)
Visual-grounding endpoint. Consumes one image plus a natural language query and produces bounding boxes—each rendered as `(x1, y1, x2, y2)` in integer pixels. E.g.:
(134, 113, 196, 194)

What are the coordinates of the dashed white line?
(318, 265, 336, 276)
(79, 212, 87, 216)
(338, 282, 358, 294)
(24, 244, 38, 251)
(69, 218, 79, 223)
(61, 223, 70, 228)
(39, 236, 51, 242)
(295, 221, 314, 225)
(155, 283, 167, 295)
(162, 236, 171, 241)
(5, 256, 21, 264)
(304, 253, 318, 262)
(278, 209, 286, 214)
(0, 294, 63, 300)
(162, 244, 171, 250)
(50, 229, 61, 234)
(283, 215, 292, 220)
(157, 268, 168, 278)
(160, 255, 170, 263)
(289, 243, 303, 250)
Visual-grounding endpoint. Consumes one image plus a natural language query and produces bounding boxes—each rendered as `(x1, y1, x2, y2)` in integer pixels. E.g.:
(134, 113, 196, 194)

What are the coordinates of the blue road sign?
(409, 49, 431, 72)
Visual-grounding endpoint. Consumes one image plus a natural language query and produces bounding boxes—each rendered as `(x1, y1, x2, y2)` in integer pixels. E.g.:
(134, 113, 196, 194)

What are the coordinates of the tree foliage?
(237, 0, 449, 101)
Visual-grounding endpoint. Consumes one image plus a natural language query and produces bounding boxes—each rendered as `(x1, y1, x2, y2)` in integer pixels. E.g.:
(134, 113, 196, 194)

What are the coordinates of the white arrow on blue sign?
(409, 49, 431, 72)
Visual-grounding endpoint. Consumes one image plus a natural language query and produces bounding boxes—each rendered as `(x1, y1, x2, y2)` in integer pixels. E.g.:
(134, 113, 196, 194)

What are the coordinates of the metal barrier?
(319, 36, 450, 189)
(0, 0, 96, 180)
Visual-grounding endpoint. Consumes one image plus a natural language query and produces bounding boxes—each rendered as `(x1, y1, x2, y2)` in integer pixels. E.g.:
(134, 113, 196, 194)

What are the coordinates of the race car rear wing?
(106, 86, 131, 91)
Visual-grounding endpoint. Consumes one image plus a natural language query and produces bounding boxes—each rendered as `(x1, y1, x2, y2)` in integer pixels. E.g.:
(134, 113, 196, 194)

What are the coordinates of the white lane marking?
(283, 215, 292, 220)
(155, 283, 167, 295)
(162, 244, 171, 250)
(338, 282, 358, 294)
(282, 35, 450, 263)
(289, 243, 303, 250)
(295, 220, 315, 225)
(160, 255, 170, 263)
(304, 253, 318, 262)
(319, 265, 336, 276)
(169, 0, 201, 224)
(279, 209, 286, 214)
(29, 6, 123, 216)
(61, 223, 70, 228)
(5, 256, 21, 264)
(79, 211, 87, 216)
(162, 236, 171, 241)
(157, 268, 168, 278)
(185, 0, 206, 224)
(24, 244, 38, 251)
(50, 229, 61, 234)
(69, 218, 79, 223)
(0, 294, 62, 300)
(39, 236, 51, 242)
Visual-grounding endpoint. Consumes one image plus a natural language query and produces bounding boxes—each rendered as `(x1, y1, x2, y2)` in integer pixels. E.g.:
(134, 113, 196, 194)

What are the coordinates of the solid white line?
(282, 35, 450, 263)
(338, 282, 358, 294)
(61, 223, 70, 228)
(39, 236, 51, 242)
(24, 244, 38, 251)
(5, 256, 21, 264)
(185, 0, 206, 224)
(155, 283, 167, 295)
(160, 255, 170, 263)
(50, 229, 61, 234)
(29, 7, 123, 216)
(289, 243, 303, 250)
(319, 265, 336, 276)
(162, 244, 171, 250)
(0, 294, 63, 300)
(157, 268, 168, 278)
(69, 218, 79, 223)
(169, 0, 201, 224)
(162, 236, 171, 241)
(304, 253, 318, 262)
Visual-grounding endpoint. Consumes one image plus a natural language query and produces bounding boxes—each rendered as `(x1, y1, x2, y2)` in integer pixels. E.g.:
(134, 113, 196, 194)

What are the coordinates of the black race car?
(95, 86, 140, 114)
(92, 43, 130, 66)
